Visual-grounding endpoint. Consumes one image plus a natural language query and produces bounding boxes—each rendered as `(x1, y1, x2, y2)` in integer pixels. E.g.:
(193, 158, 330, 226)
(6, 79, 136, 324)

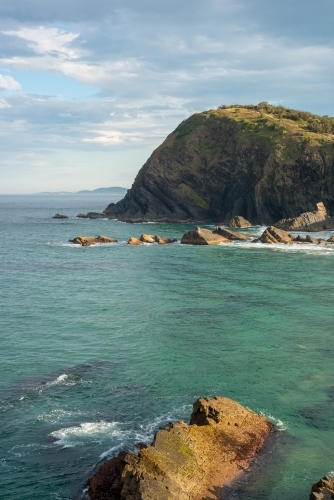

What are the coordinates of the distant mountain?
(35, 187, 128, 195)
(77, 187, 128, 194)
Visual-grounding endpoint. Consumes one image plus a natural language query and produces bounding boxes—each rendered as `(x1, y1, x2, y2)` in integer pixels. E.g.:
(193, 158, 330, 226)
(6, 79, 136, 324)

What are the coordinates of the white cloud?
(0, 74, 21, 91)
(4, 27, 80, 58)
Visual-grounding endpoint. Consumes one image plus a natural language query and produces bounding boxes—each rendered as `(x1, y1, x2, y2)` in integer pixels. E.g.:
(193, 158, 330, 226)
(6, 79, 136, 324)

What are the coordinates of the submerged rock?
(226, 215, 252, 228)
(69, 235, 117, 246)
(87, 396, 273, 500)
(309, 476, 334, 500)
(52, 213, 68, 219)
(214, 227, 250, 241)
(259, 226, 294, 244)
(181, 227, 230, 245)
(274, 202, 328, 231)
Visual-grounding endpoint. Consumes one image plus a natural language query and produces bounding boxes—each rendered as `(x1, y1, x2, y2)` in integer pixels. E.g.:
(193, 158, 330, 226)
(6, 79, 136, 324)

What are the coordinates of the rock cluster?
(309, 476, 334, 500)
(87, 396, 273, 500)
(127, 234, 177, 245)
(259, 226, 294, 244)
(274, 202, 330, 232)
(69, 235, 117, 246)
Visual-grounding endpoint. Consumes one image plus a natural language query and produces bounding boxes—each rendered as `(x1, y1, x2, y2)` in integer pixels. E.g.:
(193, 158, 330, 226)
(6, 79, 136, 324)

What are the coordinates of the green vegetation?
(219, 102, 334, 135)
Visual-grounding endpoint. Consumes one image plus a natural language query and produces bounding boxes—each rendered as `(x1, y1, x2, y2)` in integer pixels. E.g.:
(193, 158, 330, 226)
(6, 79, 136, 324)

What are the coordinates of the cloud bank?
(0, 0, 333, 193)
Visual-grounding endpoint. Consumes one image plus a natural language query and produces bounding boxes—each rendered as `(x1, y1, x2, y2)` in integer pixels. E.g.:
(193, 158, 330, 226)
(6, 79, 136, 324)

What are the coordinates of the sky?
(0, 0, 333, 193)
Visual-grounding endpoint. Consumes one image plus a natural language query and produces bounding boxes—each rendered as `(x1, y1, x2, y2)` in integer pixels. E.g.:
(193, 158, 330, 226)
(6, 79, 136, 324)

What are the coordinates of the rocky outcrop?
(226, 216, 252, 228)
(76, 212, 106, 219)
(69, 235, 117, 246)
(87, 396, 273, 500)
(181, 227, 230, 245)
(213, 227, 250, 241)
(140, 234, 155, 243)
(274, 202, 329, 231)
(259, 226, 294, 244)
(154, 235, 177, 244)
(309, 476, 334, 499)
(52, 213, 68, 219)
(128, 237, 143, 246)
(102, 104, 334, 224)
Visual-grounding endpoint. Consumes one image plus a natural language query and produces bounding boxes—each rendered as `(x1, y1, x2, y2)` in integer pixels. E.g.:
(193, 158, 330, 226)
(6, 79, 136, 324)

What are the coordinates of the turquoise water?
(0, 194, 333, 500)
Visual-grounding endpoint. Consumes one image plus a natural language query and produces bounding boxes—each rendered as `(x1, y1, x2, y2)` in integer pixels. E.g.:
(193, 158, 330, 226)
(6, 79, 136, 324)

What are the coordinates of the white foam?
(46, 374, 68, 387)
(49, 421, 121, 448)
(261, 412, 287, 431)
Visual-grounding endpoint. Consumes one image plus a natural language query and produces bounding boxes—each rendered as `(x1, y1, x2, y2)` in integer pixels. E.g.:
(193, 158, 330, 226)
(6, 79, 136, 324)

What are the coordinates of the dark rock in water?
(274, 202, 329, 231)
(327, 236, 334, 243)
(309, 476, 334, 500)
(76, 212, 106, 219)
(52, 213, 68, 219)
(69, 235, 117, 246)
(87, 396, 273, 500)
(259, 226, 294, 244)
(214, 227, 250, 241)
(103, 104, 334, 224)
(227, 215, 252, 228)
(181, 226, 230, 245)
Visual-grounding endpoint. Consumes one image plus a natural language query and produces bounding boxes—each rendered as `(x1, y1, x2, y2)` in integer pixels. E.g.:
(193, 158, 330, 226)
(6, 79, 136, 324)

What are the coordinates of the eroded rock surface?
(259, 226, 294, 244)
(214, 227, 250, 241)
(128, 237, 143, 246)
(226, 216, 252, 228)
(70, 235, 117, 246)
(87, 396, 273, 500)
(154, 235, 177, 244)
(309, 476, 334, 500)
(274, 202, 329, 231)
(181, 227, 230, 245)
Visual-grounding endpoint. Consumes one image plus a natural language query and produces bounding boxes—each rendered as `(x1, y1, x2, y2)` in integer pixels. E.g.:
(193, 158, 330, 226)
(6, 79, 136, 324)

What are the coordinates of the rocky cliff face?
(104, 104, 334, 224)
(87, 396, 272, 500)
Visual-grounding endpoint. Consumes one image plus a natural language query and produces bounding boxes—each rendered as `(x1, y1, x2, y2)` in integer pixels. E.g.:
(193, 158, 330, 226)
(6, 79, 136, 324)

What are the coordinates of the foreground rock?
(154, 235, 177, 244)
(259, 226, 294, 244)
(274, 202, 329, 231)
(181, 227, 230, 245)
(70, 235, 117, 246)
(214, 227, 250, 241)
(309, 476, 334, 499)
(52, 213, 68, 219)
(87, 396, 273, 500)
(226, 215, 252, 228)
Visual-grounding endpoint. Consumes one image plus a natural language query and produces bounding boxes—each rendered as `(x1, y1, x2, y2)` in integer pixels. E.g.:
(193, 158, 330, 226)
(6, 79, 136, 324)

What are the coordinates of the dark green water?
(0, 194, 333, 499)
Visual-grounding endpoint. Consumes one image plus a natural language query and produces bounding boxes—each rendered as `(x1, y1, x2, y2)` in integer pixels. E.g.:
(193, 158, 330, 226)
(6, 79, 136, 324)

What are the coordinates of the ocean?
(0, 194, 333, 499)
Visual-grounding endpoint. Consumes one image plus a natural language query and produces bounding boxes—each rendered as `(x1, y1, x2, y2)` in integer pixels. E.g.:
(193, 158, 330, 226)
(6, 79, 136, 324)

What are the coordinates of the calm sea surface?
(0, 194, 333, 500)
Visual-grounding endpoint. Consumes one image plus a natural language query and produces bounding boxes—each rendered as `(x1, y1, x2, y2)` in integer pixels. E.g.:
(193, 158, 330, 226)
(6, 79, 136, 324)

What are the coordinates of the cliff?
(87, 396, 273, 500)
(104, 103, 334, 224)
